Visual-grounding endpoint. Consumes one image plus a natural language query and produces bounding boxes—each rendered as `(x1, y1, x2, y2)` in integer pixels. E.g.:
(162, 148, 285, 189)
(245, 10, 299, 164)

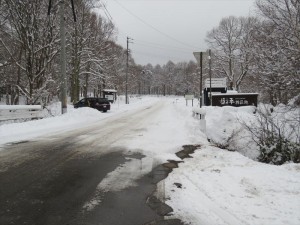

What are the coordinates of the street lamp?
(208, 49, 212, 106)
(193, 52, 203, 108)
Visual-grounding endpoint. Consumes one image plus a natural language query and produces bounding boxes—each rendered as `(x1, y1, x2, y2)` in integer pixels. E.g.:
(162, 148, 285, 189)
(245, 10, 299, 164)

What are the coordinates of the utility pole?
(208, 49, 212, 106)
(126, 36, 133, 104)
(60, 0, 67, 114)
(48, 0, 76, 114)
(200, 52, 203, 108)
(193, 51, 204, 108)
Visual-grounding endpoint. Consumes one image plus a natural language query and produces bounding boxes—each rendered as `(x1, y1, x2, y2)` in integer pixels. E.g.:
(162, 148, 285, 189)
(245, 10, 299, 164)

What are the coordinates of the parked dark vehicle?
(74, 98, 111, 112)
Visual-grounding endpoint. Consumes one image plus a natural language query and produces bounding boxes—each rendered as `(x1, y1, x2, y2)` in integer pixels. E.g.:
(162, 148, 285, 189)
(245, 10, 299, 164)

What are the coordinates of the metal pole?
(208, 49, 212, 106)
(200, 52, 203, 108)
(126, 37, 129, 104)
(60, 0, 67, 114)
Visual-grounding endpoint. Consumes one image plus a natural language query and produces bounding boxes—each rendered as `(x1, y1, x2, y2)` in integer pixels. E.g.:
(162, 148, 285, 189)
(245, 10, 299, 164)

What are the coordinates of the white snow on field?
(0, 96, 299, 225)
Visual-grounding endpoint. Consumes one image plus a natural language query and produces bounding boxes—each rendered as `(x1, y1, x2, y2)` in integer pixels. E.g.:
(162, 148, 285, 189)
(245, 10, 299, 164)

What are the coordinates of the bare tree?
(252, 0, 300, 104)
(67, 0, 117, 101)
(206, 16, 257, 91)
(0, 0, 60, 105)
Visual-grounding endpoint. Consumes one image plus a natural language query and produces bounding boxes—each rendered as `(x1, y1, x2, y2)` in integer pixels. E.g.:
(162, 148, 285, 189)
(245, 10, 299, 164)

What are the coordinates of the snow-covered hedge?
(243, 104, 300, 165)
(205, 103, 300, 165)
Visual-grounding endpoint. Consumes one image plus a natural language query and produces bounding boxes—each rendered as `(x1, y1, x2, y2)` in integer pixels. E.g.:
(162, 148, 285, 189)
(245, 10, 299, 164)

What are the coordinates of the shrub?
(242, 104, 300, 165)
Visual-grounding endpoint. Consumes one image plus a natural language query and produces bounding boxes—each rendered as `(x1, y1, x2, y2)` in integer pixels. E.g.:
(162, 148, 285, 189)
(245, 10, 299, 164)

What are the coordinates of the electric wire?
(131, 49, 194, 62)
(112, 0, 200, 50)
(99, 1, 129, 40)
(112, 0, 253, 1)
(102, 3, 114, 21)
(99, 0, 114, 24)
(99, 0, 197, 54)
(133, 43, 192, 54)
(133, 39, 195, 53)
(101, 0, 186, 55)
(99, 0, 198, 64)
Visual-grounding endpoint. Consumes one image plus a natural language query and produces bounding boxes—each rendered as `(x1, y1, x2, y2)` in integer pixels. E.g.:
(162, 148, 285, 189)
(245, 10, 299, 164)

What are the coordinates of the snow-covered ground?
(0, 96, 299, 225)
(165, 146, 300, 225)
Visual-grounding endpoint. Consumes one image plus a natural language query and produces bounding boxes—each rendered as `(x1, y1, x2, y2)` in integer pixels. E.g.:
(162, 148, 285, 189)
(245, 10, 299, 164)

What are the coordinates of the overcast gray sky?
(99, 0, 256, 66)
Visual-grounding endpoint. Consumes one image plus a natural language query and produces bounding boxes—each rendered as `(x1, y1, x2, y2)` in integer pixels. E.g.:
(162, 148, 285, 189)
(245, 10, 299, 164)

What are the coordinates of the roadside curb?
(144, 144, 201, 225)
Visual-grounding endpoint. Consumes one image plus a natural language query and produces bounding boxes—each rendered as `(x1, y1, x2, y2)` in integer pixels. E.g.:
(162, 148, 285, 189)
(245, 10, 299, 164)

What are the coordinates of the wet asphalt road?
(0, 140, 160, 225)
(0, 103, 182, 225)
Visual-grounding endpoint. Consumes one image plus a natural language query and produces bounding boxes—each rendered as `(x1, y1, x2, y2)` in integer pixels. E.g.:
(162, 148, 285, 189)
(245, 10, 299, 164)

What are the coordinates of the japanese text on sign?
(220, 97, 249, 105)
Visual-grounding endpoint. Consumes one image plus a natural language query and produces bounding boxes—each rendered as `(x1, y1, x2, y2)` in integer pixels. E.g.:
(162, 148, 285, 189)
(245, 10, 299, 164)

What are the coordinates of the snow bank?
(165, 145, 300, 225)
(0, 96, 160, 146)
(200, 105, 259, 159)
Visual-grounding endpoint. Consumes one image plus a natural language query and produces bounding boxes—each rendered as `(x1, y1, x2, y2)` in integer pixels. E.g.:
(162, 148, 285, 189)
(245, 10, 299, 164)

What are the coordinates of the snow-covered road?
(0, 98, 188, 225)
(0, 96, 299, 225)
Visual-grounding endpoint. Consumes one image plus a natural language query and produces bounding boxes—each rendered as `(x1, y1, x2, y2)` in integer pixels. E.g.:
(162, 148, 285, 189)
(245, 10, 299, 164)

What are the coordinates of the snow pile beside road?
(204, 103, 300, 161)
(205, 105, 260, 159)
(164, 145, 300, 225)
(0, 107, 102, 145)
(0, 96, 159, 146)
(164, 98, 300, 225)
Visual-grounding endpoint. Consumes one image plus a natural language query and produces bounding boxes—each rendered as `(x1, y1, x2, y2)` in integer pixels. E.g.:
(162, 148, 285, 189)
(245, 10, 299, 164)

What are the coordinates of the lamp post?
(193, 51, 207, 134)
(208, 49, 212, 106)
(193, 52, 203, 108)
(126, 36, 133, 104)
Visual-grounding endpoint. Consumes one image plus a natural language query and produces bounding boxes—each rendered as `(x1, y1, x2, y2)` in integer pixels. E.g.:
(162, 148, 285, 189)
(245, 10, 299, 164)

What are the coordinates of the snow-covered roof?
(103, 89, 117, 93)
(212, 93, 259, 96)
(0, 105, 42, 110)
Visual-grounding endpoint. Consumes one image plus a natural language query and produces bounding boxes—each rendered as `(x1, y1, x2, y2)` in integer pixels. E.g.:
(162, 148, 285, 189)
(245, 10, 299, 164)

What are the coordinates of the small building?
(203, 78, 227, 106)
(102, 89, 117, 103)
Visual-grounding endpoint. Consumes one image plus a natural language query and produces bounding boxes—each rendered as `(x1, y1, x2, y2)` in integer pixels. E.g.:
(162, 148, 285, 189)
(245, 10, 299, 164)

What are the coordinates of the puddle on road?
(7, 140, 30, 145)
(145, 144, 201, 225)
(79, 145, 200, 225)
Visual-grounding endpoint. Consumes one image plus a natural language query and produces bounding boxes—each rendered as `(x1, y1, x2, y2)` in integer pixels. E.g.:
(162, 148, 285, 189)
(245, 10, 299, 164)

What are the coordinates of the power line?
(132, 50, 194, 62)
(99, 0, 114, 23)
(99, 1, 198, 64)
(112, 0, 200, 50)
(102, 3, 113, 21)
(100, 1, 131, 42)
(133, 43, 192, 54)
(111, 0, 253, 1)
(133, 39, 195, 53)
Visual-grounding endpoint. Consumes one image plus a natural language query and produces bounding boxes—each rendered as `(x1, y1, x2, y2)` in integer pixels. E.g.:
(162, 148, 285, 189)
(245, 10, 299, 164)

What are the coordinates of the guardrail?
(192, 108, 206, 120)
(192, 108, 206, 134)
(0, 105, 44, 121)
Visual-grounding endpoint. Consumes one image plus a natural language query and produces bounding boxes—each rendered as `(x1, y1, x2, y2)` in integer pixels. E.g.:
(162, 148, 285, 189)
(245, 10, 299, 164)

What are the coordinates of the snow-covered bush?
(242, 104, 300, 165)
(209, 128, 242, 151)
(205, 106, 260, 159)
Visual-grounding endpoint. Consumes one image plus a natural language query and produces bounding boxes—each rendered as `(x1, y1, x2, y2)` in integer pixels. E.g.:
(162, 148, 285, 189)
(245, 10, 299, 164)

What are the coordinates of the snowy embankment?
(164, 99, 300, 225)
(165, 146, 300, 225)
(0, 96, 299, 225)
